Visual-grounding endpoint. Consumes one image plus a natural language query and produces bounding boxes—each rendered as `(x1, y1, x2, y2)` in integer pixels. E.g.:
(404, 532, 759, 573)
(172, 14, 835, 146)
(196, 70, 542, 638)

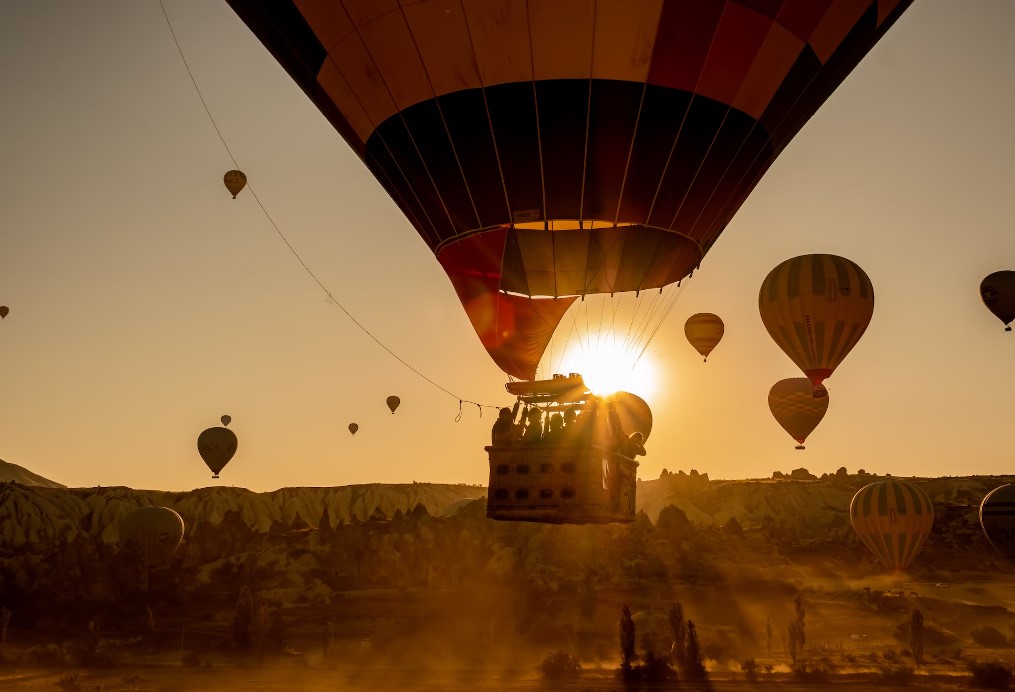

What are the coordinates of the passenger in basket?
(606, 400, 630, 456)
(521, 407, 544, 444)
(543, 412, 565, 444)
(560, 406, 581, 446)
(491, 400, 522, 447)
(627, 431, 647, 457)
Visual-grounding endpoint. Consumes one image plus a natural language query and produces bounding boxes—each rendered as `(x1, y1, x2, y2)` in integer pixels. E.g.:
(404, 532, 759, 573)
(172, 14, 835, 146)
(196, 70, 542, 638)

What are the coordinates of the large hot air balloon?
(198, 426, 238, 478)
(850, 480, 933, 572)
(980, 484, 1015, 559)
(768, 378, 828, 450)
(759, 254, 874, 386)
(0, 306, 8, 319)
(223, 169, 247, 198)
(980, 271, 1015, 331)
(386, 396, 401, 414)
(119, 506, 185, 567)
(226, 0, 912, 380)
(684, 313, 724, 362)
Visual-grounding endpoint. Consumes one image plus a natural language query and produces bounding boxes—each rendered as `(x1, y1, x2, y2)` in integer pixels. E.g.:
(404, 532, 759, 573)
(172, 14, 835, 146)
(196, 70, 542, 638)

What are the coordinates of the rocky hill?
(0, 459, 63, 488)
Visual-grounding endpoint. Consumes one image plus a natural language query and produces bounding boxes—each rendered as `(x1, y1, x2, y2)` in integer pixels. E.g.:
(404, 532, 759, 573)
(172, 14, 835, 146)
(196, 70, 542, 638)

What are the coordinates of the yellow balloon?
(850, 480, 933, 572)
(223, 170, 247, 199)
(684, 313, 724, 362)
(759, 254, 874, 386)
(768, 378, 828, 450)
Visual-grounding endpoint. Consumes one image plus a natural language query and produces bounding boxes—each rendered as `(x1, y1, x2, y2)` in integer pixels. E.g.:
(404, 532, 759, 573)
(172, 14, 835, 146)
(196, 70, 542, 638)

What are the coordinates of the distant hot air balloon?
(980, 484, 1015, 559)
(0, 306, 8, 319)
(850, 480, 933, 572)
(386, 396, 400, 414)
(348, 423, 359, 436)
(684, 313, 724, 362)
(768, 378, 828, 450)
(220, 414, 231, 427)
(223, 170, 247, 198)
(119, 506, 185, 567)
(197, 426, 238, 478)
(227, 0, 913, 382)
(980, 271, 1015, 331)
(759, 254, 874, 386)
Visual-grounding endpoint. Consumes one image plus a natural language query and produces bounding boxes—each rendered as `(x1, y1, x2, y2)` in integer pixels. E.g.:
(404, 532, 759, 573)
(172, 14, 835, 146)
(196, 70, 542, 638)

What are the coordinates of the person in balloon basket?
(491, 400, 524, 446)
(520, 406, 544, 444)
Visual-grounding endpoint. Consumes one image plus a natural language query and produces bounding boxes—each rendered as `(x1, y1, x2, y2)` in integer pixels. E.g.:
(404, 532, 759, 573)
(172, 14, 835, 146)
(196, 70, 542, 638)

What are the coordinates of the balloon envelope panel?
(226, 0, 912, 380)
(850, 480, 933, 572)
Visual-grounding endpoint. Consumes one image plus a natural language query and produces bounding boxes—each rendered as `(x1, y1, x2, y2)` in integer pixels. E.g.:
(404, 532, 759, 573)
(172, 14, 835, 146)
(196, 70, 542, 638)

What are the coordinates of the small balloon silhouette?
(223, 170, 247, 199)
(348, 423, 358, 435)
(386, 396, 400, 414)
(220, 415, 231, 427)
(0, 306, 8, 319)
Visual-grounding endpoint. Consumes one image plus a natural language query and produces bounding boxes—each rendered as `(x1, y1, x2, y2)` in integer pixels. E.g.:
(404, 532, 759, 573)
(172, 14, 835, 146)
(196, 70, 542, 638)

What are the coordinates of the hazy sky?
(2, 1, 1014, 491)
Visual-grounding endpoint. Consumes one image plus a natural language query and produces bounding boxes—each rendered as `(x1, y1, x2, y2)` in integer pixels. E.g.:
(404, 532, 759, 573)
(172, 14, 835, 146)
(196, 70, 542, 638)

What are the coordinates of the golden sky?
(2, 1, 1014, 491)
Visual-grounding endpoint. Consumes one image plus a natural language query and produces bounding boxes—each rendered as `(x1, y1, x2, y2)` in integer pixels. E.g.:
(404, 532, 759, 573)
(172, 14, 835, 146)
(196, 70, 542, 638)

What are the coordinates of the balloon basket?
(795, 445, 805, 450)
(485, 445, 637, 525)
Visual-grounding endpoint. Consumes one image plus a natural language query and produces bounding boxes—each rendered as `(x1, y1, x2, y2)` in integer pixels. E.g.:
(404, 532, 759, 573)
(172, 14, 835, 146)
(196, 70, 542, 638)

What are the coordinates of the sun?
(553, 337, 661, 401)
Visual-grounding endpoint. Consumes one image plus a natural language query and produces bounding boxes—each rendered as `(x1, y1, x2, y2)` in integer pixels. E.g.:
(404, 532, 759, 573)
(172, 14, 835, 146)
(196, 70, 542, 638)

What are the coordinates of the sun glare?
(553, 337, 661, 401)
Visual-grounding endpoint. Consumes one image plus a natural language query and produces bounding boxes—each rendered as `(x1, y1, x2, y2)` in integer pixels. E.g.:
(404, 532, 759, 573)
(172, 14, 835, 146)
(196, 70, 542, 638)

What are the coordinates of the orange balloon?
(768, 378, 828, 450)
(759, 254, 874, 386)
(850, 480, 933, 572)
(684, 313, 724, 362)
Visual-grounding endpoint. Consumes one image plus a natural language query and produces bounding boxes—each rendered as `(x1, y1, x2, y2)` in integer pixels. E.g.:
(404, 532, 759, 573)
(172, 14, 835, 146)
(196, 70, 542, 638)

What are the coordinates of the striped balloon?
(850, 481, 933, 572)
(759, 254, 874, 386)
(980, 484, 1015, 559)
(119, 506, 185, 567)
(767, 378, 828, 449)
(684, 313, 724, 362)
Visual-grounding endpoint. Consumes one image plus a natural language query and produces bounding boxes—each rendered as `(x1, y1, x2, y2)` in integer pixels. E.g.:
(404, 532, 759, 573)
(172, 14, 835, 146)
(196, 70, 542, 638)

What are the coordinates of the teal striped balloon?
(850, 480, 933, 572)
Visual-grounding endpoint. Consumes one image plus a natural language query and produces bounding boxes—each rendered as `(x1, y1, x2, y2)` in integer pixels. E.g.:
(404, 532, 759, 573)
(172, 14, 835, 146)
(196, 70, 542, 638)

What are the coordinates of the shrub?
(971, 626, 1009, 648)
(633, 651, 675, 682)
(539, 650, 581, 680)
(741, 658, 758, 682)
(880, 666, 914, 685)
(792, 663, 829, 683)
(56, 672, 82, 691)
(968, 660, 1014, 689)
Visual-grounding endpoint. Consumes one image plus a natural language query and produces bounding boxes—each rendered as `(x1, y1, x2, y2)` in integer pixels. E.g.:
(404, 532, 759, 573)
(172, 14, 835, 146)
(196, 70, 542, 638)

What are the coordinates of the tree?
(669, 602, 685, 666)
(619, 605, 636, 671)
(788, 594, 806, 664)
(683, 620, 706, 680)
(911, 609, 924, 665)
(233, 585, 254, 650)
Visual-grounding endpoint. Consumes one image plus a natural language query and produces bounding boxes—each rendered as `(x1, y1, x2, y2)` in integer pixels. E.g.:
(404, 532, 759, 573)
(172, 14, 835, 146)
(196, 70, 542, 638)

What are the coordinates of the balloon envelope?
(0, 306, 8, 319)
(980, 484, 1015, 559)
(759, 254, 874, 385)
(227, 0, 912, 380)
(197, 426, 238, 478)
(850, 480, 933, 572)
(768, 378, 828, 449)
(610, 391, 653, 442)
(348, 423, 358, 435)
(684, 313, 724, 361)
(220, 414, 231, 427)
(980, 271, 1015, 331)
(386, 396, 400, 414)
(119, 506, 185, 567)
(223, 169, 247, 198)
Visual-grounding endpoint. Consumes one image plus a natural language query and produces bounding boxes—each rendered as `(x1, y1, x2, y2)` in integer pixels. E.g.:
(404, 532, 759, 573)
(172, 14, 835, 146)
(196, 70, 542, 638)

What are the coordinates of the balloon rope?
(158, 2, 499, 413)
